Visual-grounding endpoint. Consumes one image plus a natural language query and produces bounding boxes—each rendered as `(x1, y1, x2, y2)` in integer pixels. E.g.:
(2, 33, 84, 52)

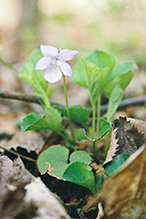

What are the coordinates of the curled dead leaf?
(83, 146, 146, 219)
(105, 117, 146, 164)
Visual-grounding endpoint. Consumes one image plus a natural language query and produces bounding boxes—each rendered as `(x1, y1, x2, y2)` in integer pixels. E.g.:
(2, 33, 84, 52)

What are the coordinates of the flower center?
(52, 59, 59, 66)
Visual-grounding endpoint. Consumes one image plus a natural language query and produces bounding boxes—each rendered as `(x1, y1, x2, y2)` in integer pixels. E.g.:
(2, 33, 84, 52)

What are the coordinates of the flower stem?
(62, 75, 75, 143)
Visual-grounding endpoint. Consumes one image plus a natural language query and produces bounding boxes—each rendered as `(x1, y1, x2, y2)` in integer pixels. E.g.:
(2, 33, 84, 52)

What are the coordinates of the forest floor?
(0, 63, 146, 219)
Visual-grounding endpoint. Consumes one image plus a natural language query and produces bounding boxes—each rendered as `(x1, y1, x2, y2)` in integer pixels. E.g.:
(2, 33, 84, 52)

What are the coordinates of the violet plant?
(35, 45, 78, 142)
(19, 45, 137, 194)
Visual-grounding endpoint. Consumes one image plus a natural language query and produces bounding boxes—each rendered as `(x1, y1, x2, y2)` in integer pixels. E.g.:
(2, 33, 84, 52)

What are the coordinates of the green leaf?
(108, 61, 138, 80)
(85, 50, 116, 70)
(72, 50, 116, 92)
(104, 61, 138, 98)
(63, 162, 95, 191)
(72, 61, 87, 88)
(105, 153, 130, 176)
(20, 49, 43, 78)
(37, 145, 69, 178)
(70, 105, 91, 127)
(96, 118, 111, 140)
(75, 128, 93, 141)
(37, 145, 92, 176)
(30, 70, 48, 96)
(107, 84, 124, 123)
(92, 173, 104, 195)
(20, 112, 42, 131)
(76, 118, 111, 141)
(19, 49, 48, 95)
(21, 108, 62, 132)
(37, 145, 94, 190)
(80, 59, 104, 104)
(85, 50, 116, 93)
(70, 150, 92, 165)
(54, 104, 91, 127)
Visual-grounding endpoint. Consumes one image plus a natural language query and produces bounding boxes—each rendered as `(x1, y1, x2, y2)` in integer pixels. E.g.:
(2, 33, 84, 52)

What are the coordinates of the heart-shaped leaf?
(63, 162, 95, 191)
(21, 108, 62, 132)
(85, 50, 116, 94)
(104, 61, 138, 98)
(75, 128, 93, 141)
(37, 145, 69, 178)
(19, 49, 48, 93)
(37, 145, 94, 190)
(54, 104, 91, 127)
(72, 50, 116, 92)
(76, 118, 111, 141)
(96, 118, 112, 140)
(70, 150, 92, 165)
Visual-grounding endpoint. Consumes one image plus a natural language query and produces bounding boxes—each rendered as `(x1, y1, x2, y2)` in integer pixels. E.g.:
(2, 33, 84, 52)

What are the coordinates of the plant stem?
(92, 140, 96, 155)
(58, 126, 75, 145)
(42, 92, 51, 108)
(93, 94, 101, 155)
(61, 125, 73, 139)
(96, 94, 101, 136)
(91, 103, 96, 138)
(62, 75, 75, 143)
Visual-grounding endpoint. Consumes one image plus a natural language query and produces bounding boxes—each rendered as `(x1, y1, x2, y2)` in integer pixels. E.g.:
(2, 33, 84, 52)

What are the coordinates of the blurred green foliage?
(2, 0, 145, 67)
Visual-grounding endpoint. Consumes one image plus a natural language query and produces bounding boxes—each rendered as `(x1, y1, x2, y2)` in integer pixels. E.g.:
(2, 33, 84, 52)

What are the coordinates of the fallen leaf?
(0, 131, 44, 153)
(104, 117, 146, 164)
(83, 146, 146, 219)
(0, 156, 71, 219)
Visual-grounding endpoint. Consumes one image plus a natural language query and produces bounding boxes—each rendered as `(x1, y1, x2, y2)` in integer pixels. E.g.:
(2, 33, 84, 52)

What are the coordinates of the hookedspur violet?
(35, 45, 79, 83)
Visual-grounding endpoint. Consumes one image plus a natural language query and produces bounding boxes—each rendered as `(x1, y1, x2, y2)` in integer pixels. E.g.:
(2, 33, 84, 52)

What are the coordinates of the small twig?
(0, 90, 146, 114)
(0, 89, 60, 106)
(0, 89, 43, 104)
(99, 95, 146, 114)
(0, 145, 37, 162)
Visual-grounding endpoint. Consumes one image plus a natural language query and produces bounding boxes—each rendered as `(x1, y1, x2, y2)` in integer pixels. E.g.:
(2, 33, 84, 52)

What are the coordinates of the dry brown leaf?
(83, 146, 146, 219)
(105, 117, 146, 164)
(24, 177, 71, 219)
(0, 156, 35, 198)
(83, 117, 146, 218)
(0, 131, 44, 153)
(0, 156, 71, 219)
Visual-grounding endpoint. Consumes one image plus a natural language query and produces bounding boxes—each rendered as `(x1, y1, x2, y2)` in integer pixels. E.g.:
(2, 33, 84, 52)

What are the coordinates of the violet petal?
(59, 49, 79, 61)
(40, 45, 58, 59)
(59, 61, 73, 77)
(43, 64, 62, 83)
(35, 57, 53, 70)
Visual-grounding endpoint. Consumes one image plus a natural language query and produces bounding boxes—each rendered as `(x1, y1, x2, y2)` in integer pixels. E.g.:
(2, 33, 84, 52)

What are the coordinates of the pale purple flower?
(35, 45, 79, 83)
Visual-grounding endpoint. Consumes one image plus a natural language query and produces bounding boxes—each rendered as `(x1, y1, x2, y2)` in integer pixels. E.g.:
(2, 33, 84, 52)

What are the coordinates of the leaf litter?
(0, 116, 146, 218)
(83, 117, 146, 219)
(0, 66, 146, 218)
